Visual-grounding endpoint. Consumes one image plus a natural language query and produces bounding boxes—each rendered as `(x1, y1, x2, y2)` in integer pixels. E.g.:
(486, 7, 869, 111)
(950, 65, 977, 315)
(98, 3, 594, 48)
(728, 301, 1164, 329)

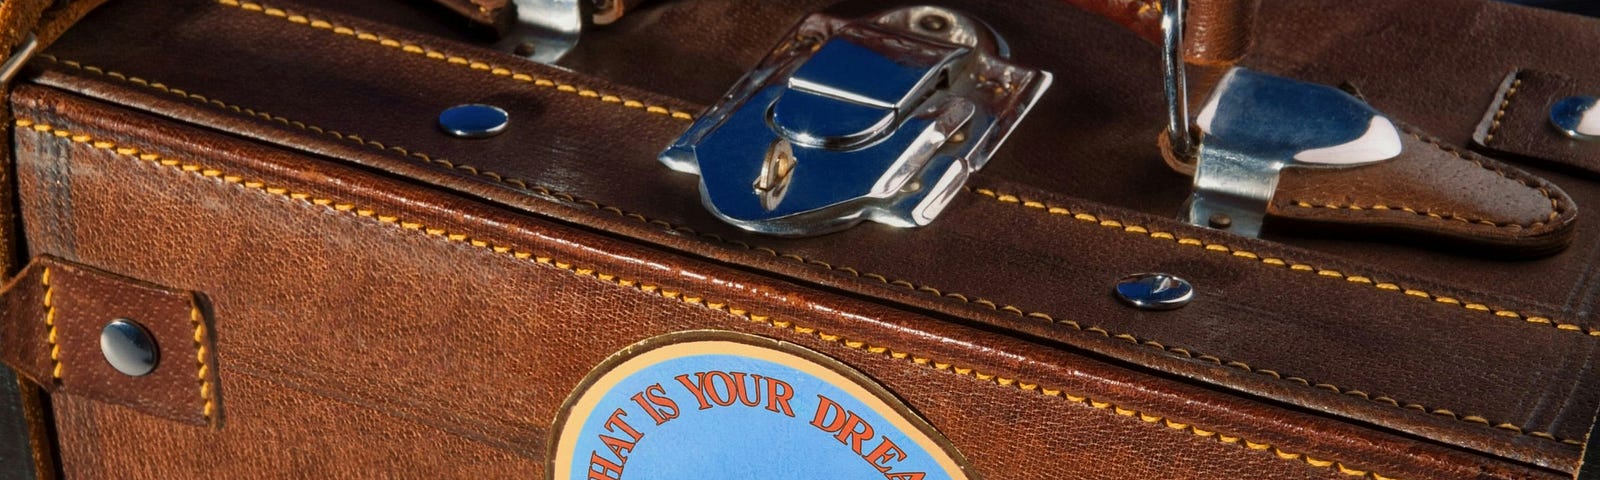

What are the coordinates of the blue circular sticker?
(548, 331, 975, 479)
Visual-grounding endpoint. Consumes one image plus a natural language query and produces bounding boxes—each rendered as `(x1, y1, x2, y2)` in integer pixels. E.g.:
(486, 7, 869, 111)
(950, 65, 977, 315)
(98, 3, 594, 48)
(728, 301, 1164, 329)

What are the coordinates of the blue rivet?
(100, 319, 159, 377)
(439, 104, 509, 139)
(1552, 96, 1599, 141)
(1114, 273, 1194, 311)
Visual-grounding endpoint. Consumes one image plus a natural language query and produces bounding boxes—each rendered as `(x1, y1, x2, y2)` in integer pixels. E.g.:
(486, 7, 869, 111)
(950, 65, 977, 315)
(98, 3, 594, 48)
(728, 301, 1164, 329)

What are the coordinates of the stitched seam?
(38, 57, 1583, 446)
(1286, 130, 1563, 229)
(40, 268, 60, 381)
(1409, 129, 1565, 225)
(18, 119, 1401, 480)
(1289, 201, 1534, 229)
(186, 4, 1577, 331)
(41, 55, 537, 189)
(215, 0, 696, 121)
(191, 304, 214, 423)
(1483, 73, 1523, 145)
(971, 187, 1586, 336)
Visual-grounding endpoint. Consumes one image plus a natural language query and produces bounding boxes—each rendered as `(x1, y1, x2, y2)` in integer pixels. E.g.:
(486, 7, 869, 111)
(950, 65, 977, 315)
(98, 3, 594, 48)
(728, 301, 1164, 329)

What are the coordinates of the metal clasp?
(661, 6, 1051, 236)
(498, 0, 583, 63)
(1160, 0, 1402, 237)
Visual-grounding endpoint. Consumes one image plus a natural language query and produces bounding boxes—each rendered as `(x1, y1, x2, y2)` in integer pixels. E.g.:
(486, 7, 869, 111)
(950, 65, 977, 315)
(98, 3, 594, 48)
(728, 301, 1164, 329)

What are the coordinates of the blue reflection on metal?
(1185, 68, 1403, 236)
(1114, 273, 1194, 311)
(1551, 95, 1599, 141)
(660, 7, 1050, 236)
(438, 104, 510, 139)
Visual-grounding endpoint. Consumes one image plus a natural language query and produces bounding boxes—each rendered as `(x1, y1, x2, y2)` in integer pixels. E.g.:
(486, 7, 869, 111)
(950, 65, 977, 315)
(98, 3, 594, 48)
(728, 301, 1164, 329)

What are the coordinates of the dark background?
(1504, 0, 1600, 16)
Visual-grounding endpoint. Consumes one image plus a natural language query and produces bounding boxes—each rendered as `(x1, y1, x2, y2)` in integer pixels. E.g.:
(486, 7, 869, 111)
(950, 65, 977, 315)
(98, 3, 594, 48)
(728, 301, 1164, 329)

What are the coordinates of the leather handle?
(1062, 0, 1260, 65)
(0, 256, 221, 427)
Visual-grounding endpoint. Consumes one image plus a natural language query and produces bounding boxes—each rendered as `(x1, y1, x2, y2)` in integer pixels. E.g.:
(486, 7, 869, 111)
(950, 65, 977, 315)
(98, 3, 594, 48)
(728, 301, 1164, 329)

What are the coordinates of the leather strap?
(431, 0, 1261, 64)
(1060, 0, 1259, 65)
(0, 2, 117, 477)
(1272, 124, 1579, 257)
(0, 256, 221, 428)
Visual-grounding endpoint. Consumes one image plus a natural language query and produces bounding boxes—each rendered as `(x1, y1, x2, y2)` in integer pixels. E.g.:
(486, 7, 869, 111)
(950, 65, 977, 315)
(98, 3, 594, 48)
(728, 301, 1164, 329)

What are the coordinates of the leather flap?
(0, 255, 219, 427)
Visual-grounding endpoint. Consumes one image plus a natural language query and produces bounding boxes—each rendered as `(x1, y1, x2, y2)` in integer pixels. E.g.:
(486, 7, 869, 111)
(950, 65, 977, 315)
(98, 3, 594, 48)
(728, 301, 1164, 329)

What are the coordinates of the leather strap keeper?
(1474, 69, 1600, 177)
(0, 255, 221, 428)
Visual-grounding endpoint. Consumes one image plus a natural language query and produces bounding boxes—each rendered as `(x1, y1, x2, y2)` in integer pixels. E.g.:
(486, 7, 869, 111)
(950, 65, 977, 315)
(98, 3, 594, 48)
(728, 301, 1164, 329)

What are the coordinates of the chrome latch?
(660, 6, 1051, 236)
(1160, 0, 1401, 237)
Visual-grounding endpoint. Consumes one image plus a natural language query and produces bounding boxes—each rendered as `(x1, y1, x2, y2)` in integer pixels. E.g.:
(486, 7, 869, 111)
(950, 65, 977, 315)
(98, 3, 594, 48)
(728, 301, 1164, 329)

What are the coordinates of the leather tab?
(0, 256, 219, 427)
(1270, 126, 1579, 256)
(1473, 69, 1600, 176)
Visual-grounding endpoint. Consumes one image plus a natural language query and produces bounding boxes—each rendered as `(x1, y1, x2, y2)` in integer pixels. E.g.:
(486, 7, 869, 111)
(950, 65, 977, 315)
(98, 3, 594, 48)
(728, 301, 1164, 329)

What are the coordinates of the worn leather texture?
(1272, 126, 1578, 255)
(10, 0, 1600, 478)
(11, 82, 1556, 480)
(1474, 69, 1600, 177)
(0, 255, 218, 428)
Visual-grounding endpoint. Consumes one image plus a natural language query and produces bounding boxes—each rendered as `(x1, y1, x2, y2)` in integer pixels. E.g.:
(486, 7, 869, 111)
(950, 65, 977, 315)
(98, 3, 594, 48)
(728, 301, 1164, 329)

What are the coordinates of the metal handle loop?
(1161, 0, 1195, 160)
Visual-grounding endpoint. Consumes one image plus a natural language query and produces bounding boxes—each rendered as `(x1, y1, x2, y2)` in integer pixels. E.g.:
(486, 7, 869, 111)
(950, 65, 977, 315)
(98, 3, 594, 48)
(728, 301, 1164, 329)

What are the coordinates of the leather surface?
(1273, 125, 1578, 255)
(12, 82, 1559, 480)
(1473, 69, 1600, 177)
(25, 0, 1600, 473)
(0, 255, 219, 428)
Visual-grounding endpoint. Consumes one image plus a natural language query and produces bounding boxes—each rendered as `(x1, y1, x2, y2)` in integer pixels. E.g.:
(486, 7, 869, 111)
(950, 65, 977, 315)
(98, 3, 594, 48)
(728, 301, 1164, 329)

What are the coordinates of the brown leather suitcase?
(1, 0, 1600, 478)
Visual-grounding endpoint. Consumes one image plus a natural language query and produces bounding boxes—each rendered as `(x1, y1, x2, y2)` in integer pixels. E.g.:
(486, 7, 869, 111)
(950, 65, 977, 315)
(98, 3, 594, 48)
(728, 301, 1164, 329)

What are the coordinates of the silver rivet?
(439, 104, 509, 139)
(1551, 96, 1600, 141)
(1114, 273, 1194, 311)
(100, 319, 158, 377)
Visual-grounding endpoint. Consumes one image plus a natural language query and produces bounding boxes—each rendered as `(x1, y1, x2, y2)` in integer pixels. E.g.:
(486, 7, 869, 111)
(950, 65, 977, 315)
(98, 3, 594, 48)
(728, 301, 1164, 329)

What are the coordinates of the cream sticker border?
(548, 330, 977, 479)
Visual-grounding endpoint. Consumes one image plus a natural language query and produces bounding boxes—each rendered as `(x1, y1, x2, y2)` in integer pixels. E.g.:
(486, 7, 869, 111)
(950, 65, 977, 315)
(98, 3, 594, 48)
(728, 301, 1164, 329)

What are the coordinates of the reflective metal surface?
(439, 104, 510, 139)
(497, 0, 582, 64)
(1551, 95, 1600, 141)
(1114, 273, 1194, 311)
(1184, 68, 1403, 236)
(0, 34, 39, 85)
(661, 7, 1051, 236)
(100, 319, 158, 377)
(1161, 0, 1195, 159)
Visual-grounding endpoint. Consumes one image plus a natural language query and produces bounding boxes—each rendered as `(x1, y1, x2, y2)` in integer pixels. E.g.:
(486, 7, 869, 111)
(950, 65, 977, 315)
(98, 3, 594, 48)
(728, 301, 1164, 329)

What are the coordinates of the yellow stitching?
(969, 187, 1586, 339)
(1482, 74, 1523, 145)
(1405, 129, 1565, 225)
(191, 305, 215, 422)
(41, 267, 61, 381)
(35, 59, 1584, 446)
(214, 1, 696, 121)
(1290, 201, 1533, 229)
(26, 119, 1399, 480)
(1290, 128, 1564, 229)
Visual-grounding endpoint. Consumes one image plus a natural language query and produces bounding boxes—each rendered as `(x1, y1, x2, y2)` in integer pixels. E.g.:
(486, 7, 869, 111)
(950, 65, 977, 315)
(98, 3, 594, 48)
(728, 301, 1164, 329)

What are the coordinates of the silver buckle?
(1160, 0, 1402, 237)
(660, 6, 1051, 236)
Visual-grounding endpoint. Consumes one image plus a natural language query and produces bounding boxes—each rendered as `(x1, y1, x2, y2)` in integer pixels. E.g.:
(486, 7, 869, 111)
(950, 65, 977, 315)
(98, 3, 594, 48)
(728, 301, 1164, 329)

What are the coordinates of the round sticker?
(548, 331, 976, 479)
